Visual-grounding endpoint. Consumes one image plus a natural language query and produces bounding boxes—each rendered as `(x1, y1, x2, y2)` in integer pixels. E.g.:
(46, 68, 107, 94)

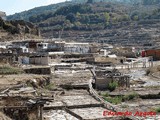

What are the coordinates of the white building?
(21, 47, 29, 53)
(0, 45, 6, 49)
(99, 49, 111, 56)
(64, 43, 90, 54)
(37, 43, 48, 51)
(19, 52, 65, 65)
(48, 42, 64, 51)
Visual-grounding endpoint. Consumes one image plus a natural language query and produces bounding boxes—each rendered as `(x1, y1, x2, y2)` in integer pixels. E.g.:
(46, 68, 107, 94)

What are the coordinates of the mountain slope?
(6, 0, 160, 47)
(0, 18, 40, 41)
(7, 0, 160, 22)
(37, 2, 160, 47)
(7, 1, 77, 21)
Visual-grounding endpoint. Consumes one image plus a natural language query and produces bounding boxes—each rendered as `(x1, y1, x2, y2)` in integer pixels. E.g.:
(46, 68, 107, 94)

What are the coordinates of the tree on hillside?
(104, 12, 110, 23)
(66, 13, 76, 23)
(142, 0, 160, 5)
(87, 0, 94, 3)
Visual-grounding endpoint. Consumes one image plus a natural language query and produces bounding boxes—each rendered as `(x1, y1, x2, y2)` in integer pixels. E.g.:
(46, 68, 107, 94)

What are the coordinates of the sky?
(0, 0, 67, 15)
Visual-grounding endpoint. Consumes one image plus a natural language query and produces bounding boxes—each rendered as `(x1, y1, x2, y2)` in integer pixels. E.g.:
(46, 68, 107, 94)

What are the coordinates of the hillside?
(7, 1, 78, 21)
(36, 2, 160, 47)
(7, 0, 160, 22)
(6, 0, 160, 46)
(0, 18, 40, 41)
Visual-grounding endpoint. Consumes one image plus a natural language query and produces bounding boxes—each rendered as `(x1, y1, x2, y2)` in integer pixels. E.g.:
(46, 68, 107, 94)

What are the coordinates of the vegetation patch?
(102, 92, 139, 105)
(155, 107, 160, 113)
(152, 107, 160, 113)
(45, 83, 55, 90)
(0, 66, 24, 75)
(101, 92, 109, 97)
(123, 92, 139, 101)
(104, 96, 123, 105)
(144, 86, 160, 89)
(108, 81, 118, 91)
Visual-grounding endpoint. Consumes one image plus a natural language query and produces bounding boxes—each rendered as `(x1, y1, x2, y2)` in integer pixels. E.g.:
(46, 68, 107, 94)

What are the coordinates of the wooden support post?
(128, 77, 130, 88)
(39, 105, 43, 120)
(151, 56, 153, 67)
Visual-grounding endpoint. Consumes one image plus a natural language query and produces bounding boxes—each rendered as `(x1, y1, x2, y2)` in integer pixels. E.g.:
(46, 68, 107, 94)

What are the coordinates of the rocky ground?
(0, 30, 40, 42)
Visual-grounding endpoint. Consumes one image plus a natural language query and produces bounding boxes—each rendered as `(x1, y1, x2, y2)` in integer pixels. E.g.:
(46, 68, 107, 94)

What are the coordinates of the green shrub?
(123, 92, 139, 101)
(0, 66, 24, 75)
(105, 96, 122, 105)
(101, 92, 109, 97)
(102, 92, 139, 105)
(108, 81, 118, 91)
(45, 83, 55, 90)
(155, 107, 160, 113)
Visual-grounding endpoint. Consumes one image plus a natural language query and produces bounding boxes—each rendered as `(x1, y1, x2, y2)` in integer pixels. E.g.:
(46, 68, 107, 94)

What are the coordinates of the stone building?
(93, 69, 130, 90)
(64, 43, 91, 54)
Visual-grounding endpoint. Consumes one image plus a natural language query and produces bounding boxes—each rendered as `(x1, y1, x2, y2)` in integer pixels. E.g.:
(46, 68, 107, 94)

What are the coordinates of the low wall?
(24, 67, 51, 75)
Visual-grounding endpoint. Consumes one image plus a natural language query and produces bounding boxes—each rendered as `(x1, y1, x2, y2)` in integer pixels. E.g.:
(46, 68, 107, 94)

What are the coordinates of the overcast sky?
(0, 0, 67, 15)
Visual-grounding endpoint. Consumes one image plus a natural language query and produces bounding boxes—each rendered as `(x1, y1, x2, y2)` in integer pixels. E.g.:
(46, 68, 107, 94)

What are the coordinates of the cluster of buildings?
(0, 39, 155, 67)
(0, 39, 132, 90)
(0, 39, 155, 91)
(0, 40, 100, 65)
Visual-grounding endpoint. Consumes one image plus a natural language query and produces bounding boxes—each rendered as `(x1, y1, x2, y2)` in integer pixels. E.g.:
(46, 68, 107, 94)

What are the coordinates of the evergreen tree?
(87, 0, 93, 3)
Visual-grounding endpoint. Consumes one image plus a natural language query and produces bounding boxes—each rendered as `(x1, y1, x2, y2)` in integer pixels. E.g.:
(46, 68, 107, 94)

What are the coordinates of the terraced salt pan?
(43, 110, 78, 120)
(70, 107, 115, 119)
